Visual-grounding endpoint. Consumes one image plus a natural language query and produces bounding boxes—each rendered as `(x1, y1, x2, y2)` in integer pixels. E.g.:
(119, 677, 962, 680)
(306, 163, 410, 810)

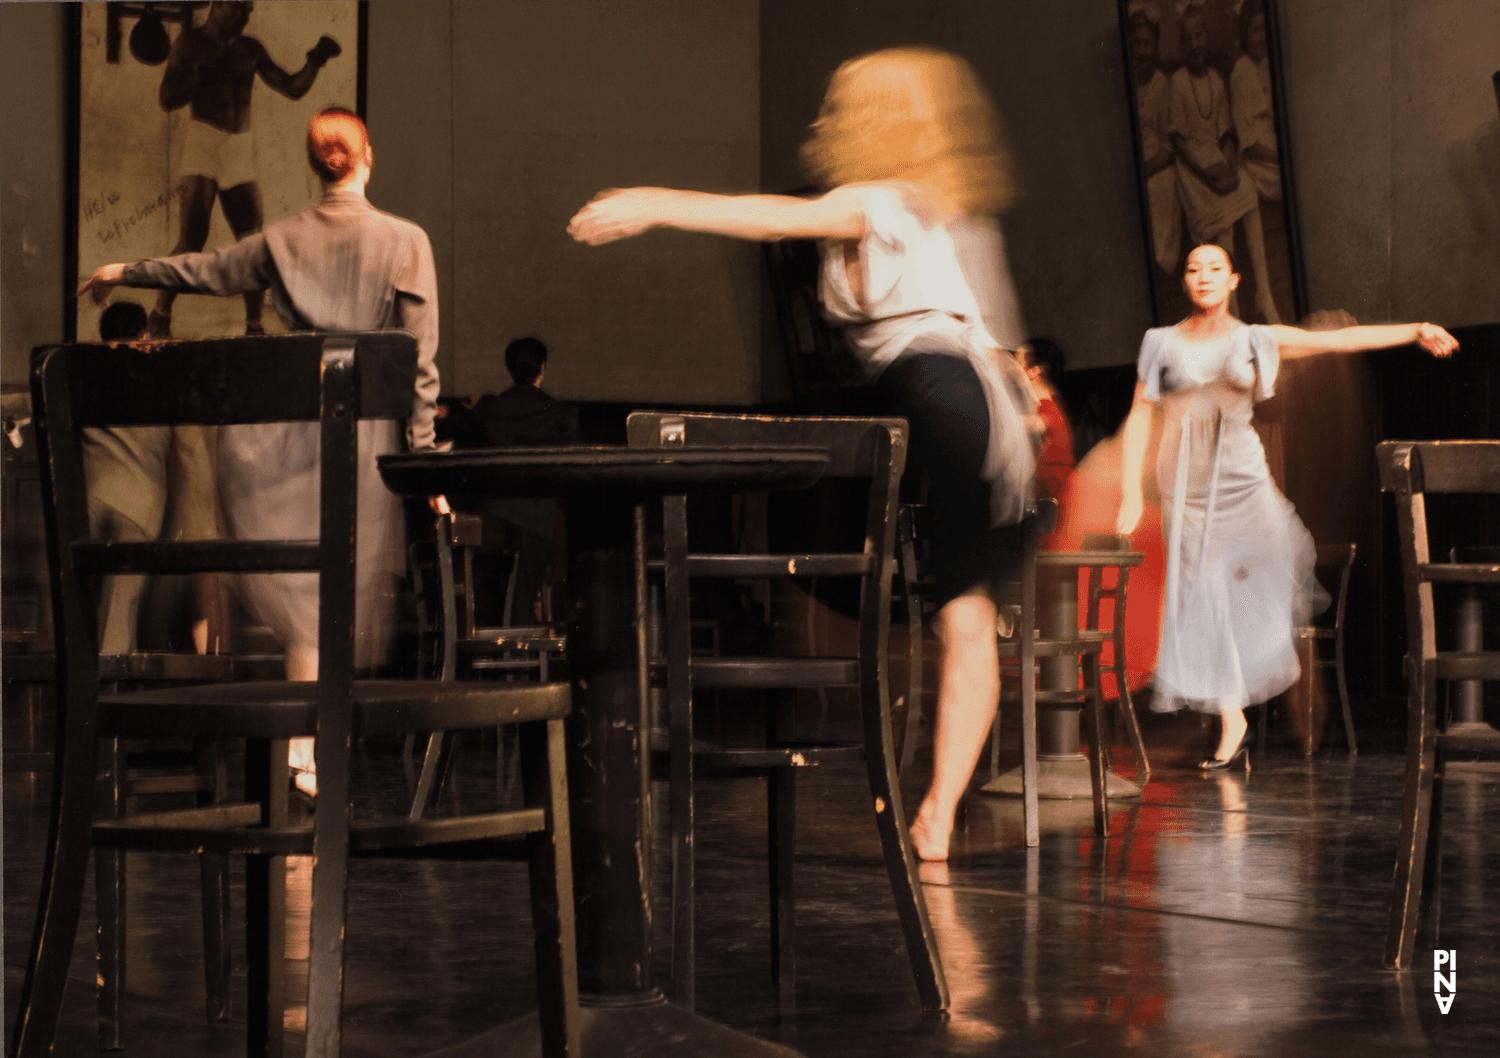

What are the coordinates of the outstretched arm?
(1269, 322, 1458, 360)
(1115, 382, 1155, 535)
(255, 35, 341, 100)
(568, 186, 865, 245)
(78, 235, 275, 305)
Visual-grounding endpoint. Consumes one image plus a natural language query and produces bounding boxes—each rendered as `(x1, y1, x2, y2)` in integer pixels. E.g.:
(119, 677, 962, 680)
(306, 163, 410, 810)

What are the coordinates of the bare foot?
(909, 814, 950, 862)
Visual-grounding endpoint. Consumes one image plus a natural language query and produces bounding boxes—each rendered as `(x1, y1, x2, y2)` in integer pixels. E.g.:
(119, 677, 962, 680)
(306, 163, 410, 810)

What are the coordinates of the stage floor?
(5, 708, 1497, 1056)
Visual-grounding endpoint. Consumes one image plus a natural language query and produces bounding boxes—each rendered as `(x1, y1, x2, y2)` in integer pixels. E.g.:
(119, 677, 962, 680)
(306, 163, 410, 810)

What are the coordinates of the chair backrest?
(32, 331, 417, 724)
(1311, 542, 1356, 635)
(1377, 440, 1500, 666)
(626, 412, 907, 480)
(627, 411, 908, 688)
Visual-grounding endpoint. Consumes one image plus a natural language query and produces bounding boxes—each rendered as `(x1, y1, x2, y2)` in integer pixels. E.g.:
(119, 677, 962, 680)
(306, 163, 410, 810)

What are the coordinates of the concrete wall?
(1, 1, 70, 383)
(4, 2, 1497, 388)
(368, 0, 761, 403)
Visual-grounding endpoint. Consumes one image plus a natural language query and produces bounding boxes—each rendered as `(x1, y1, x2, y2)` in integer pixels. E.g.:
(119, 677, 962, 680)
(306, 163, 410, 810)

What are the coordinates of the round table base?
(979, 756, 1142, 800)
(418, 999, 807, 1058)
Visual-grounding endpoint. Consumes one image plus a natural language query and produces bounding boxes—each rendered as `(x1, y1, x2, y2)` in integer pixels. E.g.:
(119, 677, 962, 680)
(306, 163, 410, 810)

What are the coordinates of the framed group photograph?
(72, 1, 365, 343)
(1118, 0, 1306, 326)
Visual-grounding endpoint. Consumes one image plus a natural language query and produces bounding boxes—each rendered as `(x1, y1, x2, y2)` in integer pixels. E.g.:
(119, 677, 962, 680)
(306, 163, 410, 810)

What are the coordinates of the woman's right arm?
(1116, 381, 1155, 534)
(568, 186, 865, 245)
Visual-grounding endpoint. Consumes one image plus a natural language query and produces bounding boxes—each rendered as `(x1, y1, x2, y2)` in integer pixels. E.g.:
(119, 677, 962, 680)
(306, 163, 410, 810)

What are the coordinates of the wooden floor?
(4, 706, 1498, 1057)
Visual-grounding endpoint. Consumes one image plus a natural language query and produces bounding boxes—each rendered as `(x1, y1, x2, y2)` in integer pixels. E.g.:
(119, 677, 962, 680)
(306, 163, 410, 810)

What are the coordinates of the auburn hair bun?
(307, 107, 368, 183)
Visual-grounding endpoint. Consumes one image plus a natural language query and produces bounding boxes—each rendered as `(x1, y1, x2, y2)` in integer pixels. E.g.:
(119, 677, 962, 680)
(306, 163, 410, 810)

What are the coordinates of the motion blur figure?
(570, 46, 1039, 861)
(1115, 243, 1456, 768)
(80, 107, 441, 801)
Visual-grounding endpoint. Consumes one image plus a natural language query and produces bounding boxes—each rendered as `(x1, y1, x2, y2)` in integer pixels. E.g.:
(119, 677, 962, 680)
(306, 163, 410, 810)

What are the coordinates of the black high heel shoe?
(1199, 728, 1252, 772)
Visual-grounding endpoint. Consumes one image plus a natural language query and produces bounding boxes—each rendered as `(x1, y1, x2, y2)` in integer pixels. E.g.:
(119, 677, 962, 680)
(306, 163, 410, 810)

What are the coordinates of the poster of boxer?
(75, 1, 362, 341)
(1118, 0, 1305, 326)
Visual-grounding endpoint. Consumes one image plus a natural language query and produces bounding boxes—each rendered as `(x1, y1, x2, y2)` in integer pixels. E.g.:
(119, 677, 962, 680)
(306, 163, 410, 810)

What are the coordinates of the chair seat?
(646, 553, 875, 577)
(99, 679, 570, 740)
(1430, 652, 1500, 682)
(461, 628, 567, 653)
(997, 633, 1108, 660)
(4, 652, 234, 685)
(1437, 726, 1500, 755)
(689, 656, 861, 689)
(92, 805, 550, 856)
(695, 743, 865, 770)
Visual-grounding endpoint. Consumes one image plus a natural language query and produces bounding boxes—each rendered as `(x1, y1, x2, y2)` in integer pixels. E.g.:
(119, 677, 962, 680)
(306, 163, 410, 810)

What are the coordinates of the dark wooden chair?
(1378, 440, 1500, 969)
(13, 333, 579, 1058)
(4, 650, 239, 1042)
(985, 519, 1134, 847)
(1081, 532, 1151, 786)
(1262, 542, 1358, 756)
(627, 411, 947, 1013)
(405, 510, 566, 816)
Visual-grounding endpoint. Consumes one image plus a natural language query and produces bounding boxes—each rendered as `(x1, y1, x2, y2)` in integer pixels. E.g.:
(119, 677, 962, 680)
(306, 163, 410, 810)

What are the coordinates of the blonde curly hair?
(800, 46, 1019, 217)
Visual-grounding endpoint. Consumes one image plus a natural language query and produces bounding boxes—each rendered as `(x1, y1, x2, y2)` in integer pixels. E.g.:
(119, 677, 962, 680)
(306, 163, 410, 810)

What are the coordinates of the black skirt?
(876, 346, 1024, 608)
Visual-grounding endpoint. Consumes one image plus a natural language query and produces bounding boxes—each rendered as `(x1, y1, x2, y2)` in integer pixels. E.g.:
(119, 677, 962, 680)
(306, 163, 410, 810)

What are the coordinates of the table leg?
(432, 497, 804, 1057)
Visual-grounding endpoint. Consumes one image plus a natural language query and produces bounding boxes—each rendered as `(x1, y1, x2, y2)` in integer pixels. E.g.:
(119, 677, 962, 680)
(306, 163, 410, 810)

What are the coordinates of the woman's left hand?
(1416, 323, 1458, 359)
(567, 188, 669, 245)
(77, 263, 128, 306)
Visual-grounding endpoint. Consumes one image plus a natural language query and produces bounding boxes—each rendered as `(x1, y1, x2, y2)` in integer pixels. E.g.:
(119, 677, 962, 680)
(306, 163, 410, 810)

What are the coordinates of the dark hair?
(99, 301, 149, 341)
(1188, 242, 1237, 273)
(307, 106, 368, 183)
(1238, 0, 1266, 50)
(1021, 337, 1065, 388)
(505, 336, 549, 385)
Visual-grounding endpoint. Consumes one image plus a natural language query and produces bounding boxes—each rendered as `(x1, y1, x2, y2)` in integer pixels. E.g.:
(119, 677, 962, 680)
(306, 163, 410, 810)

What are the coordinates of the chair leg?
(768, 765, 797, 1005)
(1416, 748, 1445, 953)
(244, 738, 288, 1058)
(197, 739, 233, 1023)
(11, 691, 102, 1058)
(1115, 673, 1151, 786)
(1020, 529, 1039, 850)
(1336, 636, 1358, 756)
(663, 495, 697, 1009)
(1258, 695, 1270, 759)
(860, 659, 949, 1012)
(898, 515, 924, 776)
(522, 718, 581, 1058)
(1384, 665, 1440, 969)
(1084, 655, 1110, 838)
(408, 730, 450, 821)
(96, 738, 127, 1052)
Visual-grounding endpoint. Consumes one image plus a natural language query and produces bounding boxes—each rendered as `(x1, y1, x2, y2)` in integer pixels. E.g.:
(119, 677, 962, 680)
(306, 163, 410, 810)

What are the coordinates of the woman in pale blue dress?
(1115, 243, 1456, 767)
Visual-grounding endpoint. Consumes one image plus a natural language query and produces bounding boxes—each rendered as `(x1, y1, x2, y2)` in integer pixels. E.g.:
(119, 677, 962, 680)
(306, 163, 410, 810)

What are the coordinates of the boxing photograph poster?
(1118, 0, 1306, 327)
(74, 1, 362, 342)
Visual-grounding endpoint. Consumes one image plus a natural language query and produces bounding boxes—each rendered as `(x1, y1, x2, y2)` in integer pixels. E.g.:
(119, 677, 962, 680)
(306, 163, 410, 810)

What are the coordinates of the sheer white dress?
(1137, 322, 1315, 713)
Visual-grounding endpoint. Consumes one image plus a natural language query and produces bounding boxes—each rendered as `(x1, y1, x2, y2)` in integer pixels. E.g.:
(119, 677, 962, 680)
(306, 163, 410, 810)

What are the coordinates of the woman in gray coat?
(80, 107, 440, 799)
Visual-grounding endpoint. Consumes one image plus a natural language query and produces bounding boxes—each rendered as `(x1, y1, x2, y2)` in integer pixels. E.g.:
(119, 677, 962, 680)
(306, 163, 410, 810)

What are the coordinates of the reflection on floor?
(4, 713, 1497, 1057)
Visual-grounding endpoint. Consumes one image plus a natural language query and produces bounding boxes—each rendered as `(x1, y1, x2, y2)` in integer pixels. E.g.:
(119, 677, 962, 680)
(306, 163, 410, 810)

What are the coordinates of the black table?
(379, 446, 828, 1058)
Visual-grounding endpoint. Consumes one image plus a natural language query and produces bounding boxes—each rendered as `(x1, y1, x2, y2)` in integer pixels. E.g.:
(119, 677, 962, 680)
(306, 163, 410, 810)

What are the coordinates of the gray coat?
(123, 189, 439, 666)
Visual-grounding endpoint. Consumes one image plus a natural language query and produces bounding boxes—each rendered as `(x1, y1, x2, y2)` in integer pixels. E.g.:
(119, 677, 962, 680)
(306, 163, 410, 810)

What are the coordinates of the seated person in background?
(472, 336, 582, 447)
(460, 337, 581, 624)
(1016, 337, 1074, 502)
